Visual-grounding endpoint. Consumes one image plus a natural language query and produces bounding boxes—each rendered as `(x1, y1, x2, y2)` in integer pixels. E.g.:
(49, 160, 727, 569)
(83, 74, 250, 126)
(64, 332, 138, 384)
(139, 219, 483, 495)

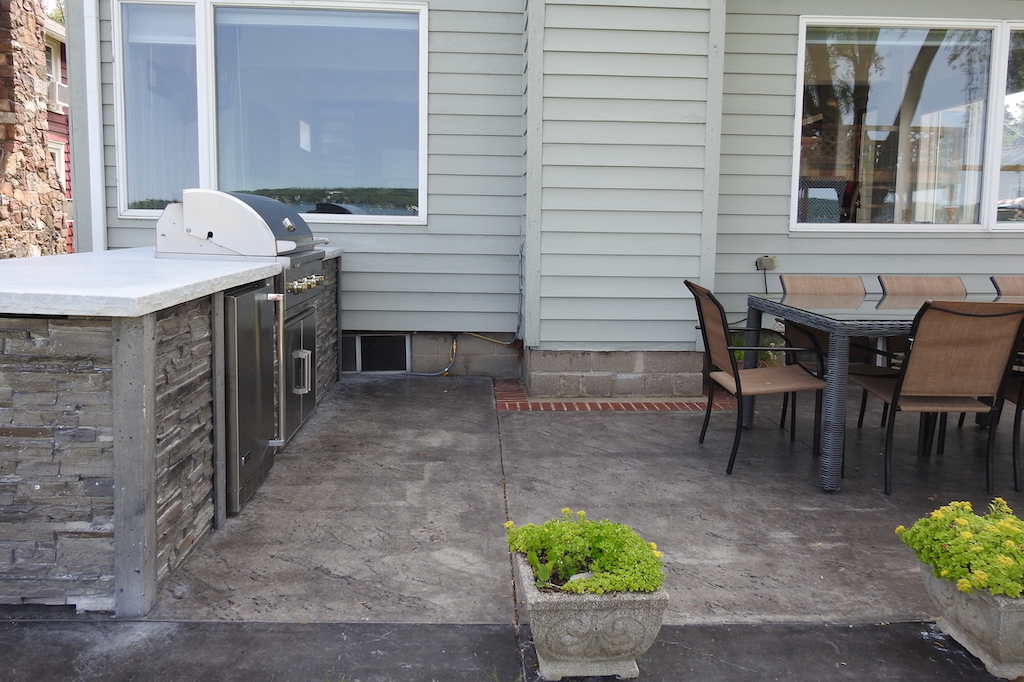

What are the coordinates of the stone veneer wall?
(0, 316, 115, 609)
(524, 349, 704, 398)
(153, 298, 215, 585)
(0, 0, 67, 259)
(315, 258, 339, 398)
(0, 297, 219, 610)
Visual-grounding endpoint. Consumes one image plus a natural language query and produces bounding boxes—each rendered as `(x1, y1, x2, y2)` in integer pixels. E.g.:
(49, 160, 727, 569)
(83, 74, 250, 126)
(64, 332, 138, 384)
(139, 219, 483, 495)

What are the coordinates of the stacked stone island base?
(513, 554, 667, 680)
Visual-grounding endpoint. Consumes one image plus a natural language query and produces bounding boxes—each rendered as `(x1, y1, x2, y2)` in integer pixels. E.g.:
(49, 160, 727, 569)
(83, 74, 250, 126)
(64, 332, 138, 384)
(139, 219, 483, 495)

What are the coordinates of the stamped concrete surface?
(2, 374, 1020, 681)
(148, 375, 511, 624)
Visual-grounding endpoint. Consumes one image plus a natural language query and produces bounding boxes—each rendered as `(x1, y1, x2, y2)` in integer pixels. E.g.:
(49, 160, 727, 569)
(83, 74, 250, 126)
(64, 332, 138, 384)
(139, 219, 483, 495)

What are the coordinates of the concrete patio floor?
(4, 374, 1022, 681)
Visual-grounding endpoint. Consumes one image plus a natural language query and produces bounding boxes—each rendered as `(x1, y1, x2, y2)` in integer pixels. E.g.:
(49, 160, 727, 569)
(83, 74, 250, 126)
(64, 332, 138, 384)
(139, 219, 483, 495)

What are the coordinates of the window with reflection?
(999, 32, 1024, 221)
(118, 2, 424, 219)
(214, 7, 420, 216)
(121, 3, 199, 210)
(799, 26, 991, 225)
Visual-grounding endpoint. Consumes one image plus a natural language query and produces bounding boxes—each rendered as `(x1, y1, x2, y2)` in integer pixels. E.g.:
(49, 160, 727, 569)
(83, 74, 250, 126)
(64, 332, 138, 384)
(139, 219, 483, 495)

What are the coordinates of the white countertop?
(0, 247, 287, 317)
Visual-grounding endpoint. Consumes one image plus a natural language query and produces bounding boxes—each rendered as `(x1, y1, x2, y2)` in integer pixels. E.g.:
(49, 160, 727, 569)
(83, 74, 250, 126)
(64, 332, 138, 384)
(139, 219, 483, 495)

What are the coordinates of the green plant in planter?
(896, 498, 1024, 598)
(504, 508, 665, 595)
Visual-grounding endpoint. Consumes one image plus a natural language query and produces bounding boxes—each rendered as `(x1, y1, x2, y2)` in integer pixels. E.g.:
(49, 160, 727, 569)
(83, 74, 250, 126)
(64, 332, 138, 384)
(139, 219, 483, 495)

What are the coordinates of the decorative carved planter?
(513, 554, 668, 681)
(921, 566, 1024, 680)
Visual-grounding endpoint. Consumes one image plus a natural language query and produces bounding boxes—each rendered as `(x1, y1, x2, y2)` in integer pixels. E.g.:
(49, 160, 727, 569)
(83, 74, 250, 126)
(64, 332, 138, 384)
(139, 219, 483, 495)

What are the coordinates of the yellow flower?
(1005, 540, 1017, 549)
(973, 570, 990, 584)
(973, 545, 984, 552)
(653, 550, 664, 559)
(954, 517, 969, 526)
(895, 525, 906, 534)
(940, 569, 949, 577)
(649, 542, 658, 551)
(504, 521, 515, 530)
(961, 531, 973, 540)
(996, 555, 1016, 568)
(561, 507, 572, 515)
(957, 578, 973, 592)
(931, 510, 946, 520)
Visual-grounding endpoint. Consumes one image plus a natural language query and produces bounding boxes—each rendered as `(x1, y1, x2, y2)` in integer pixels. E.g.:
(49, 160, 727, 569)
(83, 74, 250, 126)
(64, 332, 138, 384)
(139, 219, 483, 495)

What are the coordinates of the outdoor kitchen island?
(0, 245, 341, 616)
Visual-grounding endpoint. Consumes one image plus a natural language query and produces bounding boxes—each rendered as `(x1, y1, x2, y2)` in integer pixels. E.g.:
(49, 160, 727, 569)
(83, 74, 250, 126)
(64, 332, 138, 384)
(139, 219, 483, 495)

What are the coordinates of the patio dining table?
(744, 291, 1022, 492)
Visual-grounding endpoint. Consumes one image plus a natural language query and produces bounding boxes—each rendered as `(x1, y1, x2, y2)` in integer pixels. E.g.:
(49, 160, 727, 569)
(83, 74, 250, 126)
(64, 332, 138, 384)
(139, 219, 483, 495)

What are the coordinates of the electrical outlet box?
(755, 256, 779, 271)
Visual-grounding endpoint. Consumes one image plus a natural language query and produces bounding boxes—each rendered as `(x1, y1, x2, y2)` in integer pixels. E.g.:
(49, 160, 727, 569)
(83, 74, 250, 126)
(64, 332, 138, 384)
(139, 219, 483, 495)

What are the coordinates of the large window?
(118, 1, 426, 222)
(795, 20, 1024, 230)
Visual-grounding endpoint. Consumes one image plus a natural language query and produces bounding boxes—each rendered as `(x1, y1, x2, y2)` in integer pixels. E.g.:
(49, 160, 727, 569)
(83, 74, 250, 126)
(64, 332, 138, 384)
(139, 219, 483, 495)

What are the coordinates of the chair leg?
(1014, 406, 1023, 492)
(936, 413, 947, 456)
(986, 412, 999, 496)
(884, 409, 897, 495)
(880, 403, 889, 428)
(726, 393, 744, 475)
(857, 390, 868, 429)
(986, 404, 1004, 496)
(789, 392, 797, 442)
(958, 412, 966, 428)
(780, 393, 789, 430)
(700, 380, 715, 444)
(917, 414, 937, 458)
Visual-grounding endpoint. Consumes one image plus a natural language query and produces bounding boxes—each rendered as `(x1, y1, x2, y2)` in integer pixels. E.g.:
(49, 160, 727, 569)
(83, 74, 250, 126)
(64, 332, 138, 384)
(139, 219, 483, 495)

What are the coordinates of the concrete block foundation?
(524, 349, 704, 398)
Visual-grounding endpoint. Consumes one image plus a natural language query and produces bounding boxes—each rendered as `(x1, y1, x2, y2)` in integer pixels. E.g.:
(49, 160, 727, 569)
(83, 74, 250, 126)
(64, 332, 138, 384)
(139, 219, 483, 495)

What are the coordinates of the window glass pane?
(999, 31, 1024, 222)
(800, 27, 991, 225)
(121, 3, 199, 209)
(214, 7, 420, 216)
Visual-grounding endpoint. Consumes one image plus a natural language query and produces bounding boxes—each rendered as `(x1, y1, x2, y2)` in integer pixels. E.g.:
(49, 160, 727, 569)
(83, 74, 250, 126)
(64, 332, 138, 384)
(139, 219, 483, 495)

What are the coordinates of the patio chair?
(778, 275, 889, 433)
(877, 275, 966, 297)
(848, 300, 1024, 495)
(992, 276, 1024, 297)
(865, 275, 968, 430)
(685, 280, 826, 475)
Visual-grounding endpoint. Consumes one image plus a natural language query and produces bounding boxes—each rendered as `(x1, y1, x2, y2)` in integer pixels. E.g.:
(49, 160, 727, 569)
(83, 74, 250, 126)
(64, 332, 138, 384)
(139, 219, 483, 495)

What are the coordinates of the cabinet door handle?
(268, 292, 286, 447)
(292, 349, 312, 395)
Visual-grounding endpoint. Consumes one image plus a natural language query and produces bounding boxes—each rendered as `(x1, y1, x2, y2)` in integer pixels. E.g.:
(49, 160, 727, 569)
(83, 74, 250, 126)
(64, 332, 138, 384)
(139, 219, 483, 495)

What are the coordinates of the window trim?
(791, 16, 1024, 233)
(48, 141, 66, 192)
(113, 0, 429, 225)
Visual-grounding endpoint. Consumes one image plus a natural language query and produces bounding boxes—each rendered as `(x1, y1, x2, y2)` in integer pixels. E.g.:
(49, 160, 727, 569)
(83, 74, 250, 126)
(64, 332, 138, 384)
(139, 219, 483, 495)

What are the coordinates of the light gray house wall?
(69, 0, 525, 337)
(520, 0, 720, 396)
(68, 0, 720, 396)
(72, 0, 1024, 397)
(523, 0, 721, 353)
(716, 0, 1024, 314)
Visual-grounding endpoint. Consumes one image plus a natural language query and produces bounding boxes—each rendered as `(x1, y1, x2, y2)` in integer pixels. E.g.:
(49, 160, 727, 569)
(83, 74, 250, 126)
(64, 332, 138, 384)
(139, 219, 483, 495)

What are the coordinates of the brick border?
(493, 380, 735, 412)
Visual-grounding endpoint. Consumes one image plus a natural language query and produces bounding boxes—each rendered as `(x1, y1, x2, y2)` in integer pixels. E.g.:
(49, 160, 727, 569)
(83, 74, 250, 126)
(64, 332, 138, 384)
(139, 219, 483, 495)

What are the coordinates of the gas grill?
(156, 189, 328, 513)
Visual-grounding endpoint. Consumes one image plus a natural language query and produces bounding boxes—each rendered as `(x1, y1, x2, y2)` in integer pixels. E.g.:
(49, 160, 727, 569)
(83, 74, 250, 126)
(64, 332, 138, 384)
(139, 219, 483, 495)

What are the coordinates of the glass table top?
(749, 292, 1024, 322)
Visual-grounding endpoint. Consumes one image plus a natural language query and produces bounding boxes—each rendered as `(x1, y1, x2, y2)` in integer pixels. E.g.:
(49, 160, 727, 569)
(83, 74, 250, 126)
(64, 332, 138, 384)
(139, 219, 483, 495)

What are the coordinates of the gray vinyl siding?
(525, 0, 719, 351)
(716, 0, 1024, 315)
(92, 0, 525, 334)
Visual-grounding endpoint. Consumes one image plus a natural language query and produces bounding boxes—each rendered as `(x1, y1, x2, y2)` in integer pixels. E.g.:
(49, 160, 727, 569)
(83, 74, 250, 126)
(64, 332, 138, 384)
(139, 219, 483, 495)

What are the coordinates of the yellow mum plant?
(505, 508, 665, 595)
(896, 498, 1024, 598)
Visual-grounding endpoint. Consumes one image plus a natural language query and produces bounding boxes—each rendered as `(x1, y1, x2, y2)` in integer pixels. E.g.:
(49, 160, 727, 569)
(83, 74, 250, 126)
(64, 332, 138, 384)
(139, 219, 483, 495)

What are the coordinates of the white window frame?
(48, 141, 66, 191)
(44, 40, 58, 82)
(792, 16, 1024, 233)
(113, 0, 428, 225)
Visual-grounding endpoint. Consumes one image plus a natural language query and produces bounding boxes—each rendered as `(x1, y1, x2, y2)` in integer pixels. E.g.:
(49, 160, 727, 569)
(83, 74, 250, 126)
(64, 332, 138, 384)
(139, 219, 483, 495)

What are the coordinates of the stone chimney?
(0, 0, 67, 258)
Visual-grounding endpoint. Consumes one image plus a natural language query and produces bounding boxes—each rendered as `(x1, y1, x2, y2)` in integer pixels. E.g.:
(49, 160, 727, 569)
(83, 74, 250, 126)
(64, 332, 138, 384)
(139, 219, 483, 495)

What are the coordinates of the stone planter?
(513, 553, 668, 681)
(921, 566, 1024, 680)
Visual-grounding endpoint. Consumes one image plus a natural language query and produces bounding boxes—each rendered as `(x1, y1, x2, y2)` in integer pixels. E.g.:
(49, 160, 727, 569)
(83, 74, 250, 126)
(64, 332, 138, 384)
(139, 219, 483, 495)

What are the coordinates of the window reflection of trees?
(801, 27, 990, 225)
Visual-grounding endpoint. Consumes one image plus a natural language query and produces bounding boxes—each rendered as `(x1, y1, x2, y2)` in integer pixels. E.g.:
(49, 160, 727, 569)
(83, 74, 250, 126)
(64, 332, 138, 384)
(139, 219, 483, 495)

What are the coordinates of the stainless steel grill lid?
(156, 189, 320, 259)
